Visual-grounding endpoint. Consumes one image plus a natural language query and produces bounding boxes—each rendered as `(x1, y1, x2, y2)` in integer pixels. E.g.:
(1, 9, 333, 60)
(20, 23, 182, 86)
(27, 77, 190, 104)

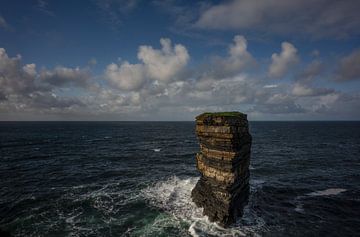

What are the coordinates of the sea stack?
(191, 112, 252, 227)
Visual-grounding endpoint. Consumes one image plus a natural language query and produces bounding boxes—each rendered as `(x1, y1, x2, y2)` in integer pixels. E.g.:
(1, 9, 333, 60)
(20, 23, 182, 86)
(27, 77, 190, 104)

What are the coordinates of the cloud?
(28, 91, 84, 109)
(40, 66, 91, 87)
(0, 48, 40, 95)
(303, 92, 360, 119)
(1, 35, 358, 120)
(250, 94, 305, 114)
(268, 42, 299, 78)
(297, 60, 323, 83)
(138, 38, 189, 81)
(105, 38, 189, 90)
(105, 62, 145, 91)
(292, 83, 334, 97)
(263, 84, 278, 88)
(336, 49, 360, 81)
(213, 35, 256, 76)
(0, 15, 10, 30)
(0, 48, 85, 115)
(291, 60, 333, 97)
(195, 0, 360, 39)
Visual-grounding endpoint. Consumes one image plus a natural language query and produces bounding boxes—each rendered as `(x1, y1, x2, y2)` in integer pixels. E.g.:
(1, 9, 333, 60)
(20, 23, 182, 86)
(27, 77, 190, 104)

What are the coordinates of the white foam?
(307, 188, 346, 197)
(141, 176, 266, 237)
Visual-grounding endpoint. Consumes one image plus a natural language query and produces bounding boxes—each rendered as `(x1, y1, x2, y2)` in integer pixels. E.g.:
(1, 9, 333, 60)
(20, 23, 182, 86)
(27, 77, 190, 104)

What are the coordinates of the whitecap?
(307, 188, 347, 197)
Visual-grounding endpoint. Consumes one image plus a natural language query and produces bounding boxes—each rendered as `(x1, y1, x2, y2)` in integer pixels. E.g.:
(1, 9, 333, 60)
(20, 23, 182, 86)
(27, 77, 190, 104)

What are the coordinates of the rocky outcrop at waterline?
(191, 112, 252, 227)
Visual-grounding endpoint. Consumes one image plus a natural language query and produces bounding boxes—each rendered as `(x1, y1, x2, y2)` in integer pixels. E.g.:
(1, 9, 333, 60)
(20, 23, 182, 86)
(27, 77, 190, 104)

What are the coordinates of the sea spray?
(141, 176, 266, 236)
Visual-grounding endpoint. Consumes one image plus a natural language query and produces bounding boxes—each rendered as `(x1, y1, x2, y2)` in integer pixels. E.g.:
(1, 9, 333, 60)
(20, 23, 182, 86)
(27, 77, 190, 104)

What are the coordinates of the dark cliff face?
(191, 112, 252, 227)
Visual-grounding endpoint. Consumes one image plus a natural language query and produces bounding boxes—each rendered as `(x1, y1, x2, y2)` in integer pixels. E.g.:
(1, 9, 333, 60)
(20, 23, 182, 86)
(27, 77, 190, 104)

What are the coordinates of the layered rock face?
(191, 112, 252, 227)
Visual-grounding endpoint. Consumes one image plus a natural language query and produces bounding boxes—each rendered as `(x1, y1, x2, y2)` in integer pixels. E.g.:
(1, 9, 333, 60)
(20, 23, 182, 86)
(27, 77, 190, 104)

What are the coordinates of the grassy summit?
(196, 111, 246, 120)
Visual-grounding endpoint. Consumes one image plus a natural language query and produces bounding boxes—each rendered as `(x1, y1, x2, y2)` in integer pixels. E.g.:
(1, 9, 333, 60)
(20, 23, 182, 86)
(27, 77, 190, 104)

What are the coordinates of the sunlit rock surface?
(191, 112, 252, 227)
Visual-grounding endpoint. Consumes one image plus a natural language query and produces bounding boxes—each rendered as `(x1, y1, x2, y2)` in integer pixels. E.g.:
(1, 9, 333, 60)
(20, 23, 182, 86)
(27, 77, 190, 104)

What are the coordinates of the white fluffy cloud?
(268, 42, 299, 78)
(105, 38, 189, 91)
(105, 62, 145, 91)
(138, 38, 189, 81)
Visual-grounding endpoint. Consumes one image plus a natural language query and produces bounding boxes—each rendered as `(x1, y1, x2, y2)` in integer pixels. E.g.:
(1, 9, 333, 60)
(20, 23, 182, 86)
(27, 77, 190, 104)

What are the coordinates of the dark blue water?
(0, 122, 359, 236)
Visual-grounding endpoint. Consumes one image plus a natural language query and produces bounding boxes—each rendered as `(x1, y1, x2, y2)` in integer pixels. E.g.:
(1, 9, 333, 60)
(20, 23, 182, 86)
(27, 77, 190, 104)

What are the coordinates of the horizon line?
(0, 120, 359, 122)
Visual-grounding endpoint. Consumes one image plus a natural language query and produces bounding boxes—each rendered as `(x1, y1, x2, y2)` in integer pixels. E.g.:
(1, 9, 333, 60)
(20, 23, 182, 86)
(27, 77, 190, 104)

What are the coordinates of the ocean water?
(0, 121, 359, 237)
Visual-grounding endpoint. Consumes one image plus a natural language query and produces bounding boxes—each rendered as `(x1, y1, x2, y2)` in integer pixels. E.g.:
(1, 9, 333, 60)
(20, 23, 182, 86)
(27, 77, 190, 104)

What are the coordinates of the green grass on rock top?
(196, 111, 246, 120)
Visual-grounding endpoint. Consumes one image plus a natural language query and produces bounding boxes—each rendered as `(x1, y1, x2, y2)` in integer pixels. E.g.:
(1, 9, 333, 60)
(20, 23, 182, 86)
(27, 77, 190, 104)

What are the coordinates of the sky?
(1, 0, 360, 121)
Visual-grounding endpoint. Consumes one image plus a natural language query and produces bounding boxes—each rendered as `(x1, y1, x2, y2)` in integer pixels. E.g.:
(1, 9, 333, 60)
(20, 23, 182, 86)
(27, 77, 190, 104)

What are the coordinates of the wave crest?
(142, 176, 266, 237)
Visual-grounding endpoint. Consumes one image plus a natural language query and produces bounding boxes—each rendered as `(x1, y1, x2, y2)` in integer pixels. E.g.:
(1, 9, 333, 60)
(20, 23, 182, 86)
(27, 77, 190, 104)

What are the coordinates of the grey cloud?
(28, 91, 84, 109)
(307, 92, 360, 119)
(292, 83, 335, 97)
(195, 0, 360, 39)
(292, 60, 334, 97)
(0, 49, 46, 95)
(297, 60, 323, 84)
(0, 91, 6, 101)
(0, 48, 87, 117)
(40, 66, 92, 87)
(250, 94, 306, 114)
(336, 49, 360, 81)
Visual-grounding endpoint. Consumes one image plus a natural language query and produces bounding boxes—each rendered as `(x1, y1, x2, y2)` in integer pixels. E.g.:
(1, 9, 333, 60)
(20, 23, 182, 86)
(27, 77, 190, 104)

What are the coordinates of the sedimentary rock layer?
(191, 112, 251, 227)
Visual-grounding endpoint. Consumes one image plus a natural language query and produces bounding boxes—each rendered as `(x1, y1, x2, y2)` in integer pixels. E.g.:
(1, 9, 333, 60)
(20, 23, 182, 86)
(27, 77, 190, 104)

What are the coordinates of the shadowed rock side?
(191, 112, 252, 227)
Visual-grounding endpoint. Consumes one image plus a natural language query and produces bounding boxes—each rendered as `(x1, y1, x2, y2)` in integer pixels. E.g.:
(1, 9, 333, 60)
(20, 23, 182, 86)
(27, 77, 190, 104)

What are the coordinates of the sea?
(0, 121, 359, 237)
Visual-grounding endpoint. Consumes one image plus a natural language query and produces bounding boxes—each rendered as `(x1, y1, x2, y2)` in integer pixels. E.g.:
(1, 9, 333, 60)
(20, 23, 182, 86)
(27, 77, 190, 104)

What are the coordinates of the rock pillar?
(191, 112, 252, 227)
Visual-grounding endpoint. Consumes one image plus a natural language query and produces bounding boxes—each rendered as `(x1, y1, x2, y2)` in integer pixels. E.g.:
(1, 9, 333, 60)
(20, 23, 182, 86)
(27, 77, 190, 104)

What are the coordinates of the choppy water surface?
(0, 121, 359, 236)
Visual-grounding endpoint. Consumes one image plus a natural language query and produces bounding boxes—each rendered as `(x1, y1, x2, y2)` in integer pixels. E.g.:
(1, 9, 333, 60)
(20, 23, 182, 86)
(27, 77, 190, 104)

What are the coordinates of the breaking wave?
(141, 176, 266, 237)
